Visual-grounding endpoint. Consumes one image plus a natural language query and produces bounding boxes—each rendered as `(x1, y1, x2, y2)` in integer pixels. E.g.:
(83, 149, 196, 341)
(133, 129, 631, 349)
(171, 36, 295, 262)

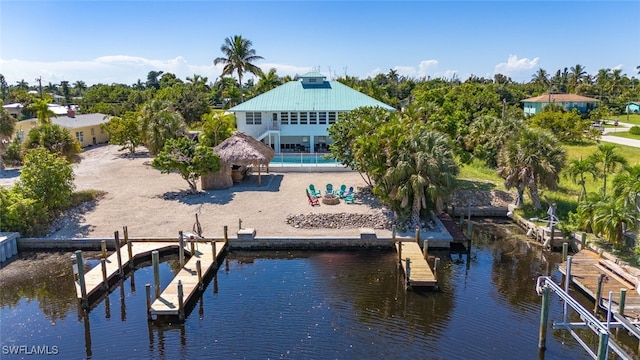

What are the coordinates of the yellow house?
(15, 112, 111, 148)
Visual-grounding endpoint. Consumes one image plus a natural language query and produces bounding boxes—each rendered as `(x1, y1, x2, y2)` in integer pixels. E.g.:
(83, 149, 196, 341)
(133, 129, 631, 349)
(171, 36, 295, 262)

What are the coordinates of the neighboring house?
(626, 102, 640, 114)
(14, 111, 111, 147)
(2, 103, 24, 118)
(229, 72, 395, 153)
(521, 93, 599, 116)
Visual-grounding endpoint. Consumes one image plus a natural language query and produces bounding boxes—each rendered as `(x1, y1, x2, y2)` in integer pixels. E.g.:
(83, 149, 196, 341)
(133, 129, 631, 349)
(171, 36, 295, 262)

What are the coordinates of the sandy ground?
(1, 145, 394, 239)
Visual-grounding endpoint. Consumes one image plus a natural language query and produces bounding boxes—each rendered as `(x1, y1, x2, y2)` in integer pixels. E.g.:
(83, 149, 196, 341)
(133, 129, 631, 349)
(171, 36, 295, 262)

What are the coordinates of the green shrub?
(629, 126, 640, 135)
(0, 187, 49, 237)
(2, 138, 23, 166)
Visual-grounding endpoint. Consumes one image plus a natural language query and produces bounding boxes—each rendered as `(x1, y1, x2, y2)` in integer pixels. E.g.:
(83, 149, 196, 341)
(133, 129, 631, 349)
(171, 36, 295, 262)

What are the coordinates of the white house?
(229, 72, 395, 153)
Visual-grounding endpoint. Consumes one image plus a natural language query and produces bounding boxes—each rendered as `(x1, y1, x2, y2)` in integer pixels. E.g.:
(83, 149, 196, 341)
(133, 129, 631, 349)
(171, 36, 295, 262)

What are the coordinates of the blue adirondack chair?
(308, 184, 321, 197)
(338, 184, 347, 198)
(325, 183, 334, 195)
(344, 186, 355, 204)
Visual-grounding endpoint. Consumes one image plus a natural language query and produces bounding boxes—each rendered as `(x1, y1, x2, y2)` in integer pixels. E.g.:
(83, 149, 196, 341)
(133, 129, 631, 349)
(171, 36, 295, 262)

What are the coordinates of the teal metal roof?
(229, 80, 395, 112)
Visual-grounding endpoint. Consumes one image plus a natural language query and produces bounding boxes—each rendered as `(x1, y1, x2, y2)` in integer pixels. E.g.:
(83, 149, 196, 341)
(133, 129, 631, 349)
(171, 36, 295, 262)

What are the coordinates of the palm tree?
(73, 80, 87, 97)
(199, 111, 236, 147)
(568, 64, 586, 92)
(382, 123, 458, 225)
(530, 68, 550, 93)
(255, 68, 282, 94)
(564, 157, 599, 202)
(146, 71, 164, 90)
(29, 99, 56, 125)
(497, 128, 566, 209)
(592, 196, 636, 249)
(15, 79, 29, 90)
(138, 99, 186, 155)
(588, 143, 627, 198)
(214, 35, 264, 94)
(612, 164, 640, 220)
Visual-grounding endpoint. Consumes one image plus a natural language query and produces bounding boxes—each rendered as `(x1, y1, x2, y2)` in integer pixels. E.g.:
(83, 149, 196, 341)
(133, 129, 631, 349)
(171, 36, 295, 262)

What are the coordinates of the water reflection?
(2, 223, 638, 359)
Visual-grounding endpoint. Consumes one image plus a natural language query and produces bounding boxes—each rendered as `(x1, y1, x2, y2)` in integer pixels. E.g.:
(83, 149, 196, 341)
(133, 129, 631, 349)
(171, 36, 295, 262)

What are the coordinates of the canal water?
(0, 220, 635, 359)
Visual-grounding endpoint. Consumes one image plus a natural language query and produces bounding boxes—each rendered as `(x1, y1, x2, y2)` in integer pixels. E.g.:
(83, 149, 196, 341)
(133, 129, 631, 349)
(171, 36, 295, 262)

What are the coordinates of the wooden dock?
(150, 240, 225, 317)
(74, 241, 180, 301)
(559, 249, 640, 319)
(395, 241, 437, 287)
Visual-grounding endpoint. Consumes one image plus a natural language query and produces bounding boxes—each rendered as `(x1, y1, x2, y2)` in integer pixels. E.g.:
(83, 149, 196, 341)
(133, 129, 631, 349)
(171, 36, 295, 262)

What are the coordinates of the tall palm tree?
(15, 79, 29, 90)
(497, 128, 566, 209)
(564, 157, 599, 202)
(29, 99, 56, 125)
(588, 143, 627, 198)
(255, 68, 282, 94)
(568, 64, 587, 92)
(214, 35, 264, 93)
(73, 80, 87, 97)
(612, 164, 640, 217)
(530, 68, 550, 93)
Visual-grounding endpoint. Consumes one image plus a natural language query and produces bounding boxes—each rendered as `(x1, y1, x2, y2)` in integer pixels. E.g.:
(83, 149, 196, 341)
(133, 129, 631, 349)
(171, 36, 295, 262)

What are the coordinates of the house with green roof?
(229, 72, 395, 153)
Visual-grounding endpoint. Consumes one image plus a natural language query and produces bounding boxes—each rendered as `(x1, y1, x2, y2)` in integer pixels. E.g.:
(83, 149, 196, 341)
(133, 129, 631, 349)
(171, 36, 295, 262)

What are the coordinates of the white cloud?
(494, 55, 539, 75)
(0, 56, 224, 86)
(417, 60, 438, 77)
(257, 63, 313, 78)
(394, 66, 416, 77)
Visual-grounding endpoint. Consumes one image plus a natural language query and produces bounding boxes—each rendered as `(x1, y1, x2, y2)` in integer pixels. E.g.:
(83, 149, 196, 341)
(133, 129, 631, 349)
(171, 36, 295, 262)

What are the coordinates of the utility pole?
(35, 76, 42, 99)
(502, 98, 506, 121)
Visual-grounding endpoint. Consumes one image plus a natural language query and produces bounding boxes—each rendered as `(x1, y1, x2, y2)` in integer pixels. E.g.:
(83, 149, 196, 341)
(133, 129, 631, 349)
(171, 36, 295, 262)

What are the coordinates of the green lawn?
(607, 131, 640, 140)
(457, 142, 640, 223)
(604, 113, 640, 126)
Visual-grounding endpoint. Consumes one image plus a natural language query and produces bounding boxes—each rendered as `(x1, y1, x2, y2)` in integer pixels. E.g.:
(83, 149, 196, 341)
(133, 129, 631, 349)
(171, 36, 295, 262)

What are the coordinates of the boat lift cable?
(536, 276, 633, 360)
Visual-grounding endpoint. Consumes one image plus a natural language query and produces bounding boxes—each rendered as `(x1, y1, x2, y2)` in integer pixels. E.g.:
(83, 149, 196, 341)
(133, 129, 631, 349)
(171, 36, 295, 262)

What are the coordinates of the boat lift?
(536, 256, 640, 359)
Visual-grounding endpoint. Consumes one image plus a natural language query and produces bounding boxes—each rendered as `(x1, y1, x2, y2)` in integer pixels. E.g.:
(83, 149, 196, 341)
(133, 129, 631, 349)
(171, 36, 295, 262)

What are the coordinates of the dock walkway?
(150, 241, 225, 317)
(559, 249, 640, 320)
(396, 241, 437, 287)
(75, 241, 179, 301)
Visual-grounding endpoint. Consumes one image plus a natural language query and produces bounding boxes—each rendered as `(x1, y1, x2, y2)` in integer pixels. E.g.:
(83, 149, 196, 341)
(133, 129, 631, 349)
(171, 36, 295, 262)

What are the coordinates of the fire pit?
(322, 194, 340, 205)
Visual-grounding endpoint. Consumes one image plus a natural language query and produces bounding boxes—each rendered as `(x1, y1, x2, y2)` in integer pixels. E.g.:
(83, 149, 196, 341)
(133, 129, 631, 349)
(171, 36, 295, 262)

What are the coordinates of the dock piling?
(563, 256, 572, 323)
(177, 280, 184, 321)
(145, 284, 151, 321)
(562, 243, 568, 262)
(538, 285, 550, 350)
(101, 240, 107, 259)
(392, 225, 396, 241)
(404, 258, 411, 289)
(619, 289, 627, 315)
(152, 250, 160, 299)
(211, 241, 217, 260)
(397, 242, 402, 264)
(178, 231, 185, 267)
(434, 257, 440, 278)
(114, 231, 123, 276)
(76, 250, 88, 309)
(594, 273, 605, 314)
(101, 259, 108, 289)
(224, 225, 228, 245)
(196, 260, 202, 290)
(415, 227, 420, 243)
(423, 240, 428, 259)
(190, 240, 195, 256)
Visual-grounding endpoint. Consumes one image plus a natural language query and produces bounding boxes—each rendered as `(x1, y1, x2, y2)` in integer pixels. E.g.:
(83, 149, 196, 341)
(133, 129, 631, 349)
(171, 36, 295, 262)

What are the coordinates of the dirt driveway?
(19, 145, 393, 239)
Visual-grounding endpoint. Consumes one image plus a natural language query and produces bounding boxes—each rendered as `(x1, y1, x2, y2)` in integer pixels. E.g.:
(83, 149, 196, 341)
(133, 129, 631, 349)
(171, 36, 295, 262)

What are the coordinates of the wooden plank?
(150, 241, 225, 315)
(75, 241, 179, 299)
(395, 242, 436, 287)
(559, 249, 640, 320)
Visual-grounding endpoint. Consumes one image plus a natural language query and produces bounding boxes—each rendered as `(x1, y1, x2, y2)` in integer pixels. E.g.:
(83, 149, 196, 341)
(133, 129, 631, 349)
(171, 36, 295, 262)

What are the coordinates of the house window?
(319, 112, 327, 125)
(328, 112, 337, 124)
(280, 112, 289, 125)
(309, 112, 317, 125)
(246, 112, 262, 125)
(76, 131, 84, 143)
(91, 128, 95, 135)
(300, 112, 308, 125)
(290, 112, 298, 125)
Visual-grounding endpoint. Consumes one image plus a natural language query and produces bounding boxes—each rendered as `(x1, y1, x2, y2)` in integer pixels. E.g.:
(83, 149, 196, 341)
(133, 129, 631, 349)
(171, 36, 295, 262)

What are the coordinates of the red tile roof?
(521, 93, 600, 103)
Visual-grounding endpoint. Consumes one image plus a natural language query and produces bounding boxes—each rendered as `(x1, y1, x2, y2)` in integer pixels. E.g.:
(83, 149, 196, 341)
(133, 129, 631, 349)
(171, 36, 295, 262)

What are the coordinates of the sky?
(1, 1, 639, 87)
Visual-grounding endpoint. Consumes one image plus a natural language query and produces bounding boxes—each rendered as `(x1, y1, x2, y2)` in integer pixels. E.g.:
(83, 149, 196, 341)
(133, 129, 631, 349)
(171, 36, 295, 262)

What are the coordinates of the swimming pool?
(269, 153, 343, 167)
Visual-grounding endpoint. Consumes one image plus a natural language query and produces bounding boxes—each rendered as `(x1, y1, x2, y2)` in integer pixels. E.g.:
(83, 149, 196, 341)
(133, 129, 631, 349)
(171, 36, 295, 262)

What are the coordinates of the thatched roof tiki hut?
(201, 132, 275, 190)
